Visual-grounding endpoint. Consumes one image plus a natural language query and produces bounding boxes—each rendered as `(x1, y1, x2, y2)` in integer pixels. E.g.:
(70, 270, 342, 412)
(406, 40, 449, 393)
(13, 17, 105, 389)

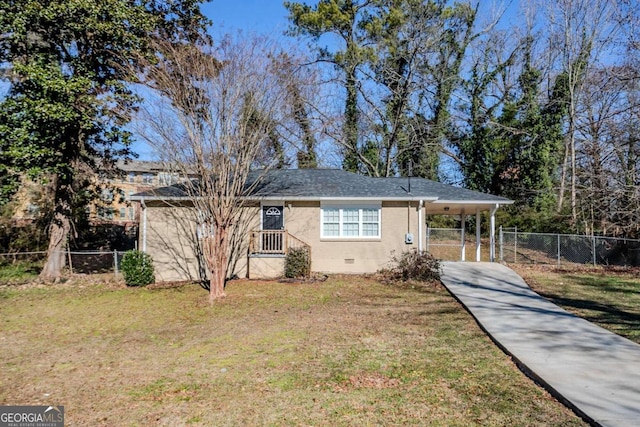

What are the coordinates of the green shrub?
(120, 250, 155, 287)
(285, 247, 311, 279)
(379, 250, 441, 283)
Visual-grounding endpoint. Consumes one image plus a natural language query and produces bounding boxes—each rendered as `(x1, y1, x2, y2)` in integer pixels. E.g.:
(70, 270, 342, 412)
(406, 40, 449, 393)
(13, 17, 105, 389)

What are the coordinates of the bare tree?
(539, 0, 618, 222)
(576, 65, 640, 236)
(136, 34, 296, 302)
(272, 51, 324, 169)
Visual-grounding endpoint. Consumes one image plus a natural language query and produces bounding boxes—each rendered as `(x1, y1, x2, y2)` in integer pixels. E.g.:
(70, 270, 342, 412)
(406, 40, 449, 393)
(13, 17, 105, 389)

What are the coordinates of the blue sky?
(133, 0, 525, 160)
(134, 1, 295, 159)
(204, 1, 291, 35)
(203, 1, 524, 34)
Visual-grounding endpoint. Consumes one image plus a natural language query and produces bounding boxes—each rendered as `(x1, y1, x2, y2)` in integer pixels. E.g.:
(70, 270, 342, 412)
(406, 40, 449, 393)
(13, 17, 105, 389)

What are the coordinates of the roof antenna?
(407, 159, 413, 193)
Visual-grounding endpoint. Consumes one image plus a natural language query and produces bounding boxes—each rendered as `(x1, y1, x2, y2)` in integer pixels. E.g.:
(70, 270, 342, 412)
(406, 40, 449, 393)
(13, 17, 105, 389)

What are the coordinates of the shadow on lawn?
(534, 287, 640, 343)
(577, 275, 640, 295)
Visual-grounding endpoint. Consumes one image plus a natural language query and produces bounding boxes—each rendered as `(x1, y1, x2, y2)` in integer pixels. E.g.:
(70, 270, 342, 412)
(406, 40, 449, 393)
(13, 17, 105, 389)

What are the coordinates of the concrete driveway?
(440, 262, 640, 427)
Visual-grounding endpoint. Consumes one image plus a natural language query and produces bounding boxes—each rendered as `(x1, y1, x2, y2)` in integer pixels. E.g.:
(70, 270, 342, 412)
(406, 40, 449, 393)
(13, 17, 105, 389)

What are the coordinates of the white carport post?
(489, 204, 498, 262)
(418, 200, 424, 253)
(475, 209, 481, 262)
(460, 213, 466, 261)
(141, 197, 147, 252)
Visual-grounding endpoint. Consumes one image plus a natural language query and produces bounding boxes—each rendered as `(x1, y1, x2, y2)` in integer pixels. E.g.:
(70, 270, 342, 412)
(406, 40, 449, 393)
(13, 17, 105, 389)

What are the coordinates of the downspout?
(140, 197, 147, 252)
(418, 200, 424, 253)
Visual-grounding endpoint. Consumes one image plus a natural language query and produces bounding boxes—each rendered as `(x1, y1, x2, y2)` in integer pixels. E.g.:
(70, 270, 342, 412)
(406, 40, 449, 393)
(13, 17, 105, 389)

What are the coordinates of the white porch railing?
(249, 230, 311, 256)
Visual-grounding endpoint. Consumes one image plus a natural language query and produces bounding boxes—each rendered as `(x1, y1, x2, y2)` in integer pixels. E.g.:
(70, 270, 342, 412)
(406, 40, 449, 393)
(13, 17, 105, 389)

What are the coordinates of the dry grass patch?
(0, 276, 585, 426)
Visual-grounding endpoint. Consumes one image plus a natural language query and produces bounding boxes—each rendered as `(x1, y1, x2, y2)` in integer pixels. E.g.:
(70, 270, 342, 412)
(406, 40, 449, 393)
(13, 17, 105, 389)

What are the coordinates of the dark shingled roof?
(132, 169, 511, 204)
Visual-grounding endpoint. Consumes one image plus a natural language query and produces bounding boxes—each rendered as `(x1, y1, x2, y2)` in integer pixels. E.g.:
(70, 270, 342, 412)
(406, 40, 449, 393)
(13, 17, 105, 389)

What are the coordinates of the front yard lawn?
(0, 276, 585, 426)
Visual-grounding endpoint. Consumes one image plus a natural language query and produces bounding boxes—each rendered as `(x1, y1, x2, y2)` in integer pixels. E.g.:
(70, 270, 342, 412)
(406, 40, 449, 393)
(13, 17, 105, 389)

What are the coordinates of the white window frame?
(320, 202, 381, 239)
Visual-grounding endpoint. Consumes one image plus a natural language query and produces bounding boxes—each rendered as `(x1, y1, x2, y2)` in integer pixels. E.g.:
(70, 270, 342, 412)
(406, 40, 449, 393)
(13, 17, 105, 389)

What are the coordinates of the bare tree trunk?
(204, 232, 227, 303)
(40, 174, 71, 281)
(545, 0, 617, 221)
(557, 139, 569, 212)
(568, 113, 578, 222)
(40, 203, 70, 280)
(557, 124, 579, 222)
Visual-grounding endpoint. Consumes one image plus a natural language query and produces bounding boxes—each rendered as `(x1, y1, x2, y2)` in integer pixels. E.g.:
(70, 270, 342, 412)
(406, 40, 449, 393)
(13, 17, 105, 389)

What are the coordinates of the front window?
(322, 208, 340, 237)
(321, 204, 381, 238)
(362, 208, 380, 236)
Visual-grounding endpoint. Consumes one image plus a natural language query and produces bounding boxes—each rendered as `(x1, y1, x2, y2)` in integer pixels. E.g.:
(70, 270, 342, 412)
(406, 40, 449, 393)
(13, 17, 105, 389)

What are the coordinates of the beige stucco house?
(132, 169, 512, 281)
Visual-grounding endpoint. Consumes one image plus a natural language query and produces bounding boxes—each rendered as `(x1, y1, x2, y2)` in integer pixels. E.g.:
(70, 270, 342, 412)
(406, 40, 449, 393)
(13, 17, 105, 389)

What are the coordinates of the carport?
(403, 178, 513, 262)
(425, 201, 502, 262)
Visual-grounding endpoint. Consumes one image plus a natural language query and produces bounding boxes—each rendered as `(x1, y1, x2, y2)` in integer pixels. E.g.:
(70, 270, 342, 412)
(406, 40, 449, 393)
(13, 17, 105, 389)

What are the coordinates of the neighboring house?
(9, 175, 45, 224)
(132, 169, 512, 281)
(11, 160, 186, 227)
(98, 160, 185, 225)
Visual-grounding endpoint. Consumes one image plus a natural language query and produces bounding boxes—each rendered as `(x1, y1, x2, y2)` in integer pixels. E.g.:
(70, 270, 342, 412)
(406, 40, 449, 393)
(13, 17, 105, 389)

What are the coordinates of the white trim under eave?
(430, 199, 514, 205)
(131, 195, 441, 203)
(130, 196, 192, 202)
(258, 196, 440, 202)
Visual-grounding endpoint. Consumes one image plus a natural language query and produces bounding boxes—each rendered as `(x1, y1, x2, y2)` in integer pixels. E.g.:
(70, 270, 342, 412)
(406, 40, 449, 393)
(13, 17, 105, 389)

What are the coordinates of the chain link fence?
(0, 250, 128, 280)
(499, 228, 640, 267)
(424, 227, 640, 266)
(425, 227, 491, 262)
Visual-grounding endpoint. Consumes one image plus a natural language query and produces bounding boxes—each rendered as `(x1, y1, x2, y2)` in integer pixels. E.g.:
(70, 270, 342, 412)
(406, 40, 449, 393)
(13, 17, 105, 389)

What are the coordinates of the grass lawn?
(513, 265, 640, 344)
(0, 276, 585, 426)
(0, 261, 41, 283)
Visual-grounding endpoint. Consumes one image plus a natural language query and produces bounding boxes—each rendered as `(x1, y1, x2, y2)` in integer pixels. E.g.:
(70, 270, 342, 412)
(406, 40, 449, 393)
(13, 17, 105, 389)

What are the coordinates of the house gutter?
(131, 195, 440, 203)
(251, 196, 440, 202)
(431, 199, 514, 205)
